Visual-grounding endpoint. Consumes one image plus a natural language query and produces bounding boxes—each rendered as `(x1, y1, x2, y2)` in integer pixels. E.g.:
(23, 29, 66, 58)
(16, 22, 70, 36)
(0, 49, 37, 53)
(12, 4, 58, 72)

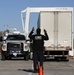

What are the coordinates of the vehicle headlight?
(24, 44, 29, 49)
(24, 44, 30, 51)
(2, 44, 7, 51)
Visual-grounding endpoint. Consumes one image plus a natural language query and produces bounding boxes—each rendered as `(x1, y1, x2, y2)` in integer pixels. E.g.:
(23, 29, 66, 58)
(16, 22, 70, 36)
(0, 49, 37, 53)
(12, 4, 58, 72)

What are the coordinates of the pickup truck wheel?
(8, 57, 12, 60)
(1, 53, 5, 60)
(30, 52, 33, 60)
(24, 52, 29, 61)
(25, 55, 29, 61)
(24, 54, 29, 61)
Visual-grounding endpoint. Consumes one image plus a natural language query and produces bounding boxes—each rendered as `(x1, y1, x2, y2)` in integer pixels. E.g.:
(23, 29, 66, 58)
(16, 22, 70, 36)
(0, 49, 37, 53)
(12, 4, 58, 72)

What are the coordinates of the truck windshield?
(6, 35, 25, 40)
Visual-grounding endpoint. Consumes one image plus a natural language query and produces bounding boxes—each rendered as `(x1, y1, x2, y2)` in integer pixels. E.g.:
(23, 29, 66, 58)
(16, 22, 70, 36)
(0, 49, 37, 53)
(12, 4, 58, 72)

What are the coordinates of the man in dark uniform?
(29, 27, 49, 73)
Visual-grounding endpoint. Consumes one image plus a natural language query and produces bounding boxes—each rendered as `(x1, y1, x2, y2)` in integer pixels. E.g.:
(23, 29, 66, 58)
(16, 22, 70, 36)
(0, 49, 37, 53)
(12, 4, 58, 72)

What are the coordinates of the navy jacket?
(29, 31, 49, 51)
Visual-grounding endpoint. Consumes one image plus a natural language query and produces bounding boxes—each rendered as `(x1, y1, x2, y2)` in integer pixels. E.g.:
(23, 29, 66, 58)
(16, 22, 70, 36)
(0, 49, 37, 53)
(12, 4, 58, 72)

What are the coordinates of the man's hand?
(32, 27, 34, 32)
(44, 29, 47, 33)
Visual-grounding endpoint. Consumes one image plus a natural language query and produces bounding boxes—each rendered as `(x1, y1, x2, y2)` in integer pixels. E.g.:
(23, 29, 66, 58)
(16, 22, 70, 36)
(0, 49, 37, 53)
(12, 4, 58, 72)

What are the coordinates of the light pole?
(4, 24, 8, 30)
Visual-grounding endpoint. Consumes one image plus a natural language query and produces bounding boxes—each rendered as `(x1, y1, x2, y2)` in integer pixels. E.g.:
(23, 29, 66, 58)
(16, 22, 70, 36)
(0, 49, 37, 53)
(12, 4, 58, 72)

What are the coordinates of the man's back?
(29, 28, 49, 51)
(31, 34, 44, 50)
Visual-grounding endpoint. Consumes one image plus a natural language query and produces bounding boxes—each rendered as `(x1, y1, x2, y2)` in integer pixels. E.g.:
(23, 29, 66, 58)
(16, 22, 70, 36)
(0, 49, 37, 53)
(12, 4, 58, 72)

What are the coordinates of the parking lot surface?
(0, 58, 74, 75)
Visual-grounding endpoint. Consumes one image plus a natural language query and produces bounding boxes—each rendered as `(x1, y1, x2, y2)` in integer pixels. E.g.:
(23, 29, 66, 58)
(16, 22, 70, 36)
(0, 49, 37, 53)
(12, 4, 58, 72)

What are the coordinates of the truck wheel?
(24, 55, 29, 61)
(61, 57, 69, 61)
(65, 59, 69, 62)
(8, 57, 12, 60)
(64, 58, 69, 62)
(30, 52, 33, 60)
(5, 56, 8, 60)
(1, 54, 5, 60)
(25, 55, 29, 61)
(24, 52, 29, 61)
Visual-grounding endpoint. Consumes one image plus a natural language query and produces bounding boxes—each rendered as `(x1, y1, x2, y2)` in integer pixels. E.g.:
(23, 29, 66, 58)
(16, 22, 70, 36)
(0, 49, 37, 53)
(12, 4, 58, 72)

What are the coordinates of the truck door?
(58, 12, 72, 48)
(40, 12, 54, 47)
(40, 11, 72, 50)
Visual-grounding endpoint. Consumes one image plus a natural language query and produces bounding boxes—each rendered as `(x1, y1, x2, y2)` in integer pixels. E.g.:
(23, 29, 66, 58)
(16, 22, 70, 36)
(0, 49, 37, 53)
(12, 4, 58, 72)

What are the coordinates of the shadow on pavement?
(18, 69, 33, 73)
(44, 59, 69, 62)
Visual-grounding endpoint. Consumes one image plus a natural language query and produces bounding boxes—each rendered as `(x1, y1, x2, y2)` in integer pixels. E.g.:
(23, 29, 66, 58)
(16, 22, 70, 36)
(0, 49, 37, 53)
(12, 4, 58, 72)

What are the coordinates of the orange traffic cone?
(38, 66, 44, 75)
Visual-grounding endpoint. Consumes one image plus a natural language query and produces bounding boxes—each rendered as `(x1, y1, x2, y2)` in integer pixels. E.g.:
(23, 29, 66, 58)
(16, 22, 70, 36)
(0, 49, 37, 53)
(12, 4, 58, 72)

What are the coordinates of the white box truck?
(38, 8, 73, 61)
(21, 7, 73, 60)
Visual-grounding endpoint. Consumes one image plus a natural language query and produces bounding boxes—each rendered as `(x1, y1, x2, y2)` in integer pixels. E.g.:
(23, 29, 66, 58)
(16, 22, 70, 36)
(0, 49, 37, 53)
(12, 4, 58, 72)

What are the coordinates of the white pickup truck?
(0, 30, 30, 60)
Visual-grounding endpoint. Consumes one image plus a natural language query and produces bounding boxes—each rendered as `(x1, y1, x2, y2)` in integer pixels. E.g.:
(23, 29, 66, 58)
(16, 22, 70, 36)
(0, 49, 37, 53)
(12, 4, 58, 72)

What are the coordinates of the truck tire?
(8, 57, 12, 60)
(25, 55, 29, 61)
(30, 52, 33, 60)
(24, 52, 29, 61)
(1, 53, 5, 60)
(61, 57, 69, 61)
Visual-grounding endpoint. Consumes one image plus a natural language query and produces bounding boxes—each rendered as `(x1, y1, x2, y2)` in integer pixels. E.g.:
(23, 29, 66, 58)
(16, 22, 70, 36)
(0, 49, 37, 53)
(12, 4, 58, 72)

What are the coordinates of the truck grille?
(7, 43, 23, 53)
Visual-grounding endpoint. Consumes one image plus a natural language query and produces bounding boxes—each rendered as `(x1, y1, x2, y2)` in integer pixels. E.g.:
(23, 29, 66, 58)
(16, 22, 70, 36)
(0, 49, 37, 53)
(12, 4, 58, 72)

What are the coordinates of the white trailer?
(38, 8, 73, 60)
(21, 7, 73, 60)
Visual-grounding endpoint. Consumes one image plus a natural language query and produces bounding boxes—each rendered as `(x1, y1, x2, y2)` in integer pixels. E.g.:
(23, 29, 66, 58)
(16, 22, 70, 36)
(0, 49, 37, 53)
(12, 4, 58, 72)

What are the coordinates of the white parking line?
(28, 63, 33, 75)
(28, 72, 32, 75)
(69, 64, 74, 68)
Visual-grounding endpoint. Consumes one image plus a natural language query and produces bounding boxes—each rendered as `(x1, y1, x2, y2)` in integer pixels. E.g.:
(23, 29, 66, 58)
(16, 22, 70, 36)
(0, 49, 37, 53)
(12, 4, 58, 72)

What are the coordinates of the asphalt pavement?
(0, 57, 74, 75)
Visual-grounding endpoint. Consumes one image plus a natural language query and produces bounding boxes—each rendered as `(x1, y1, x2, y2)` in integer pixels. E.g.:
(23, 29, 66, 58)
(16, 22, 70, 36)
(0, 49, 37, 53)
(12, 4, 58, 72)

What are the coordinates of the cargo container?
(21, 7, 73, 60)
(38, 8, 73, 61)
